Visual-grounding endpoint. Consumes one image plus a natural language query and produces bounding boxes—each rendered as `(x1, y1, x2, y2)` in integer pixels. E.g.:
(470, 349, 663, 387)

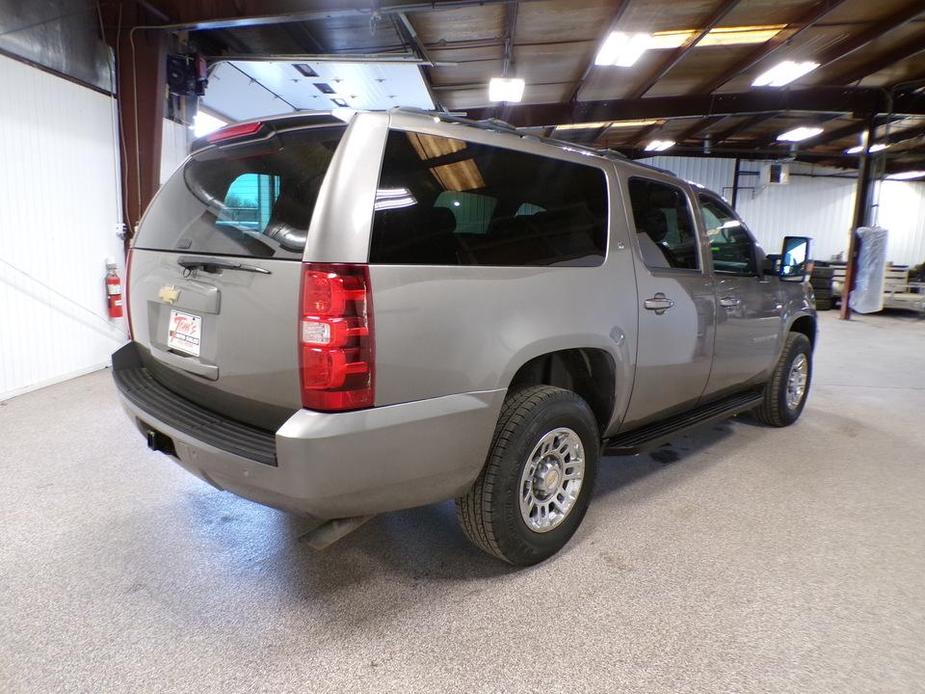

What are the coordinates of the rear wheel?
(456, 386, 599, 565)
(752, 332, 812, 427)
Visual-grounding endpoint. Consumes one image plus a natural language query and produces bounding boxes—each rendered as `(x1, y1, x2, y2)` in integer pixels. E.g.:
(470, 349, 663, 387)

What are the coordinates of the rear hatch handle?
(177, 256, 271, 275)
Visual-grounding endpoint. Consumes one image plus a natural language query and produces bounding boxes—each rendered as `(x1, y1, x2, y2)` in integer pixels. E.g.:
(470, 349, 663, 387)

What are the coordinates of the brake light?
(206, 121, 263, 143)
(125, 248, 134, 340)
(299, 263, 374, 411)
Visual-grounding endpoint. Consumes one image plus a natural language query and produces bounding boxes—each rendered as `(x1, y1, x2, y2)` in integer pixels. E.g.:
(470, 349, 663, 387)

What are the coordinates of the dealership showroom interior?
(3, 0, 925, 691)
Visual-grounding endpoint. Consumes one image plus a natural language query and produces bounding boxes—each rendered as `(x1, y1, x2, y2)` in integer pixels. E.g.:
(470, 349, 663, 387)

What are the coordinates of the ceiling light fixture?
(886, 170, 925, 180)
(595, 32, 653, 67)
(488, 77, 525, 103)
(645, 139, 676, 152)
(845, 143, 888, 155)
(777, 126, 823, 142)
(553, 119, 662, 131)
(752, 60, 819, 87)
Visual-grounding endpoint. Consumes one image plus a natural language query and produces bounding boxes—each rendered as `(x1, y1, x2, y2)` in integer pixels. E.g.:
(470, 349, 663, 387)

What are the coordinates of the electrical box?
(760, 162, 790, 186)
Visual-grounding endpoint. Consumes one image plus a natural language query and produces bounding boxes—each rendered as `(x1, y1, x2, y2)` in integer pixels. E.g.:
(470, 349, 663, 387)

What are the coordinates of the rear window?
(135, 126, 346, 259)
(369, 130, 609, 266)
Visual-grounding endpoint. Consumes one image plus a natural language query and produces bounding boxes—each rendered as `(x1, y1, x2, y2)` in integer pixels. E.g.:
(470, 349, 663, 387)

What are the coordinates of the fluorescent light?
(555, 119, 663, 131)
(886, 170, 925, 180)
(650, 25, 786, 49)
(191, 111, 228, 138)
(777, 126, 823, 142)
(645, 139, 676, 152)
(488, 77, 525, 102)
(845, 143, 888, 155)
(595, 32, 652, 67)
(374, 187, 418, 210)
(554, 121, 612, 131)
(752, 60, 819, 87)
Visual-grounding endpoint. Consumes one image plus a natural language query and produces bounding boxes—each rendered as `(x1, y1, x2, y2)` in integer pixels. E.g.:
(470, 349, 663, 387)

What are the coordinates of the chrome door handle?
(644, 294, 674, 314)
(719, 296, 741, 308)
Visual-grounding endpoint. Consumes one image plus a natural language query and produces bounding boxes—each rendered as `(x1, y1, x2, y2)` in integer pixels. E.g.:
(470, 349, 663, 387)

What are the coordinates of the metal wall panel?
(0, 0, 112, 91)
(640, 156, 925, 265)
(0, 54, 126, 400)
(735, 163, 857, 262)
(639, 155, 735, 200)
(160, 119, 190, 185)
(876, 181, 925, 268)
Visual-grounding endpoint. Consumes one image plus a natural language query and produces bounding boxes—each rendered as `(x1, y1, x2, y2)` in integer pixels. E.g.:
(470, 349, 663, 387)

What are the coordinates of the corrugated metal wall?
(640, 155, 925, 265)
(876, 181, 925, 267)
(640, 155, 735, 199)
(0, 53, 126, 400)
(736, 162, 857, 262)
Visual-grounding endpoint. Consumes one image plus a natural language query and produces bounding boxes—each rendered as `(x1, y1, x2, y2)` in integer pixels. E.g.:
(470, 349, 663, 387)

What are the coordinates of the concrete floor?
(2, 311, 925, 693)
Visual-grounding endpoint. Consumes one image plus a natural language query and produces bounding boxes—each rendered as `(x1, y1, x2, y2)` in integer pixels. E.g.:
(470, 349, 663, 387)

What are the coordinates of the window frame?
(368, 125, 614, 268)
(697, 192, 760, 278)
(625, 175, 705, 275)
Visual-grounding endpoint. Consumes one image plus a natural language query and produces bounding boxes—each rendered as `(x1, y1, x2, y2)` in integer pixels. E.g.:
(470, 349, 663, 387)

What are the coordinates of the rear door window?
(627, 177, 700, 271)
(135, 126, 346, 259)
(369, 130, 609, 266)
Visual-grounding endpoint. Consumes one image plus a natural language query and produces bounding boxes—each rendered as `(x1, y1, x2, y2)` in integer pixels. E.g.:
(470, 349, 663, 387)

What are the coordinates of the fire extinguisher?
(105, 259, 124, 319)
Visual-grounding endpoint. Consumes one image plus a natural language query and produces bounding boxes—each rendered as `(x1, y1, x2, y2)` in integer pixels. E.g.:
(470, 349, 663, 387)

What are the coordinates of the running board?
(603, 391, 763, 455)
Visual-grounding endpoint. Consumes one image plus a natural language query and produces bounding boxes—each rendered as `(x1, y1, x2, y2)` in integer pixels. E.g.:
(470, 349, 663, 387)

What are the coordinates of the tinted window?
(136, 126, 345, 259)
(370, 131, 608, 266)
(627, 178, 699, 270)
(699, 195, 756, 275)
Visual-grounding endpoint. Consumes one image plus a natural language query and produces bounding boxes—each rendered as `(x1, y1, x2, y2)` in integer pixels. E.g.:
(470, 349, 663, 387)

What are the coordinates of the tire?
(815, 298, 833, 310)
(812, 267, 835, 279)
(456, 385, 599, 566)
(752, 332, 813, 427)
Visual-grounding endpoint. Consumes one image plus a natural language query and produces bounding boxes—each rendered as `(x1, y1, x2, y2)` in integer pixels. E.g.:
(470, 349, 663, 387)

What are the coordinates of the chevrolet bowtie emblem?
(158, 285, 180, 305)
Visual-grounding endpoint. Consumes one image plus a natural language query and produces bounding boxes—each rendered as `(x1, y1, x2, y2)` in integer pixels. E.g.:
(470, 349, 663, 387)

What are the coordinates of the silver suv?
(112, 109, 815, 565)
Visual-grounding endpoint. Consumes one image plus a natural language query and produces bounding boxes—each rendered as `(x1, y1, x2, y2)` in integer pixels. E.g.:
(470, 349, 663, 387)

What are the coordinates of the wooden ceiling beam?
(566, 0, 632, 103)
(472, 88, 925, 127)
(695, 0, 850, 94)
(629, 0, 742, 99)
(815, 2, 925, 69)
(827, 33, 925, 85)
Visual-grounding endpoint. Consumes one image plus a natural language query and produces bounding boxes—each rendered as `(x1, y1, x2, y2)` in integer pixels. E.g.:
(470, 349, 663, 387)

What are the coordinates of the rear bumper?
(112, 343, 504, 518)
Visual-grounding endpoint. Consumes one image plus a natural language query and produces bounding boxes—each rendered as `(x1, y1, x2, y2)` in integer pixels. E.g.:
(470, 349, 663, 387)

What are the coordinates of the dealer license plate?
(167, 309, 202, 357)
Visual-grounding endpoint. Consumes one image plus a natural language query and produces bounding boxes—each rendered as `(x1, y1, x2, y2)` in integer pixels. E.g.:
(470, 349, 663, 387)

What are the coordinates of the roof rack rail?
(391, 107, 632, 162)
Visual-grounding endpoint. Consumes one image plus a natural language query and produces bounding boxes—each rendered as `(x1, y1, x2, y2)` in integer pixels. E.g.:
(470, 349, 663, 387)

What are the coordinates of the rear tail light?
(125, 248, 134, 340)
(299, 263, 374, 411)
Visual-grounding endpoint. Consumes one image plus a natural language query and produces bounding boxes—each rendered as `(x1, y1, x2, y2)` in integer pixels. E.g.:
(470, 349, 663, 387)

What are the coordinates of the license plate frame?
(167, 309, 202, 357)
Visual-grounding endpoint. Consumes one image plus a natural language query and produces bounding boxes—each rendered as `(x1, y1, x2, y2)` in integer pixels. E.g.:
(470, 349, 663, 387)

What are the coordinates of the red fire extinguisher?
(105, 259, 124, 319)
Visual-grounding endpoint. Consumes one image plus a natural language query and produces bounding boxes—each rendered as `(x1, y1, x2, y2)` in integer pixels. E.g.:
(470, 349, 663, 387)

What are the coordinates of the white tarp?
(849, 226, 889, 313)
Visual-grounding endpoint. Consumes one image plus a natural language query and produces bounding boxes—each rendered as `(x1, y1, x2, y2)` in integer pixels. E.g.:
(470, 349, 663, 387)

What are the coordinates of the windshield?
(134, 125, 346, 259)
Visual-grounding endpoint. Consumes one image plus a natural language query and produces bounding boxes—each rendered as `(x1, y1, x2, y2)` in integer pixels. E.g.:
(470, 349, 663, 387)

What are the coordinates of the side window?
(627, 178, 699, 270)
(370, 130, 608, 266)
(698, 195, 757, 275)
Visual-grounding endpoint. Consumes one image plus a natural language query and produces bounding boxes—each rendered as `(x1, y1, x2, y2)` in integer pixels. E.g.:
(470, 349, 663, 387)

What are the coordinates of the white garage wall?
(0, 54, 127, 400)
(160, 118, 190, 185)
(735, 163, 857, 262)
(876, 181, 925, 266)
(641, 155, 925, 265)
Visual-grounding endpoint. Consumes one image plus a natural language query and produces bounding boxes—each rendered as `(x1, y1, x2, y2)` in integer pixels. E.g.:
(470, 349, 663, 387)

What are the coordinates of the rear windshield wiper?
(177, 256, 272, 275)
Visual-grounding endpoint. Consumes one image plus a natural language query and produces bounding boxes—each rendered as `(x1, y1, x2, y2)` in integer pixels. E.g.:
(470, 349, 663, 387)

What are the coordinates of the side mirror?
(779, 236, 810, 281)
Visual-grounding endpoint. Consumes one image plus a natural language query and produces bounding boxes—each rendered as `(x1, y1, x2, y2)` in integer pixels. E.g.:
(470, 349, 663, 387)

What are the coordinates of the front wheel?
(456, 386, 599, 566)
(752, 332, 813, 427)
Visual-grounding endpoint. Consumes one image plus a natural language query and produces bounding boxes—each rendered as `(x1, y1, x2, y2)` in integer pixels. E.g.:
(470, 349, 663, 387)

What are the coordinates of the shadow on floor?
(111, 416, 748, 631)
